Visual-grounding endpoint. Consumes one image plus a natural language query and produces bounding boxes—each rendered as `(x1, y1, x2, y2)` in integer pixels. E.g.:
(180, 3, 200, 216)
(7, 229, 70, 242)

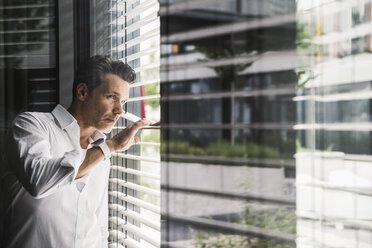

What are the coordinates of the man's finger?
(131, 119, 150, 129)
(120, 119, 151, 139)
(138, 119, 152, 126)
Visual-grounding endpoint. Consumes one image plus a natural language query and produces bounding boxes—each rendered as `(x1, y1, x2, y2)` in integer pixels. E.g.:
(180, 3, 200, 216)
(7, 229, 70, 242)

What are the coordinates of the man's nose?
(113, 102, 123, 115)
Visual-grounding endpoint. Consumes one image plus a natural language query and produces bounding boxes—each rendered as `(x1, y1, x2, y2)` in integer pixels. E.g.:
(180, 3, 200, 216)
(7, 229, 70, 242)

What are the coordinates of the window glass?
(0, 0, 58, 128)
(297, 0, 372, 246)
(161, 0, 297, 247)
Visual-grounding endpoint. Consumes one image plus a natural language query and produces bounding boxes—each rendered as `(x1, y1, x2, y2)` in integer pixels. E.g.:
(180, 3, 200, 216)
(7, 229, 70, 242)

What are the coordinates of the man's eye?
(108, 95, 116, 100)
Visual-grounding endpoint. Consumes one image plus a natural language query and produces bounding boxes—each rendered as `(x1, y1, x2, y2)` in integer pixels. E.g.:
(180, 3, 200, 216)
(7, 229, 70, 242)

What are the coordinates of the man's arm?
(8, 113, 86, 198)
(9, 112, 149, 198)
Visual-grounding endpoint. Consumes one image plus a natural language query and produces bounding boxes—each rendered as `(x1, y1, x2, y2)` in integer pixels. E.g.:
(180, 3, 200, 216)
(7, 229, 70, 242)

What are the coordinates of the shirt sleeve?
(7, 112, 86, 199)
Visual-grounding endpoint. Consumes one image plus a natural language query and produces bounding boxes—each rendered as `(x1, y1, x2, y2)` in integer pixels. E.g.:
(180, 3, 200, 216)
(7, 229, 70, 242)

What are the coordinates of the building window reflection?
(297, 0, 372, 246)
(161, 0, 296, 247)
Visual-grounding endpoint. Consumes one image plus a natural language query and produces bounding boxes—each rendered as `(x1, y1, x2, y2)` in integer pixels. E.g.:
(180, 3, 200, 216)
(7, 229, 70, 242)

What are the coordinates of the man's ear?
(76, 83, 89, 101)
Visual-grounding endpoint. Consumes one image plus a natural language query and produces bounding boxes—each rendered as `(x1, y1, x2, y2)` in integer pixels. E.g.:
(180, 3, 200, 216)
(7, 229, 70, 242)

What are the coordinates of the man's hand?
(106, 119, 151, 153)
(76, 119, 151, 179)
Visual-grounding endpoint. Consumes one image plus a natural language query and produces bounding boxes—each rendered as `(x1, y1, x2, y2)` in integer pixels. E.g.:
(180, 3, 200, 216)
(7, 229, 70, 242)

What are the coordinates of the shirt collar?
(52, 104, 76, 130)
(51, 104, 106, 144)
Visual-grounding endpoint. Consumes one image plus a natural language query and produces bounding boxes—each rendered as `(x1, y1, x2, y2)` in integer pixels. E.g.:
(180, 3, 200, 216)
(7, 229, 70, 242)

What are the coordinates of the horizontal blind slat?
(108, 242, 126, 248)
(137, 141, 160, 146)
(120, 111, 141, 122)
(118, 112, 158, 126)
(109, 230, 144, 248)
(109, 178, 161, 196)
(109, 191, 161, 214)
(129, 78, 159, 88)
(126, 0, 155, 8)
(126, 45, 159, 62)
(133, 62, 161, 73)
(0, 3, 53, 9)
(114, 153, 161, 163)
(109, 229, 126, 242)
(110, 11, 158, 34)
(111, 165, 160, 179)
(110, 0, 159, 24)
(109, 217, 160, 247)
(113, 125, 160, 130)
(127, 94, 160, 102)
(125, 0, 158, 20)
(125, 13, 159, 33)
(0, 29, 55, 34)
(120, 28, 159, 47)
(109, 204, 161, 231)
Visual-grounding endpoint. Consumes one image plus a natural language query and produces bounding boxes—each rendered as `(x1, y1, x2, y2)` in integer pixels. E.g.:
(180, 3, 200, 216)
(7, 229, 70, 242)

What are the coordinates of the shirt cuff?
(98, 141, 111, 160)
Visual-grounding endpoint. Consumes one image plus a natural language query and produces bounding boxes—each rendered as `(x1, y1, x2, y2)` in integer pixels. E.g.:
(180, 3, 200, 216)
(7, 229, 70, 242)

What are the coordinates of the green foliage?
(296, 22, 312, 50)
(140, 44, 160, 108)
(192, 206, 296, 248)
(161, 141, 280, 159)
(195, 46, 252, 81)
(141, 130, 160, 143)
(191, 230, 250, 248)
(242, 207, 296, 235)
(196, 46, 243, 60)
(142, 82, 160, 108)
(143, 82, 159, 95)
(296, 20, 318, 88)
(192, 232, 294, 248)
(296, 69, 317, 88)
(145, 98, 160, 108)
(161, 141, 206, 156)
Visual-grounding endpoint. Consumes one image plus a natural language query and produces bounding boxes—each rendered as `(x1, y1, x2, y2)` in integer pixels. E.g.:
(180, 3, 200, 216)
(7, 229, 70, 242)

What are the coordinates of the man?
(0, 55, 150, 247)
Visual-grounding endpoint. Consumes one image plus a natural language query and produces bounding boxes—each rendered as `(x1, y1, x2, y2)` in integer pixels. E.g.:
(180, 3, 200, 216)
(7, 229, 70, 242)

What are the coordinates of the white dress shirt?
(0, 104, 110, 248)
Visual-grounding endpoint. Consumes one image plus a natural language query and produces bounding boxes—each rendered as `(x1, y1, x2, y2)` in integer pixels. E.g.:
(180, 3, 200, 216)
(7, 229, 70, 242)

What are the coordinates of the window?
(160, 0, 297, 247)
(90, 0, 160, 247)
(297, 1, 372, 246)
(0, 0, 58, 120)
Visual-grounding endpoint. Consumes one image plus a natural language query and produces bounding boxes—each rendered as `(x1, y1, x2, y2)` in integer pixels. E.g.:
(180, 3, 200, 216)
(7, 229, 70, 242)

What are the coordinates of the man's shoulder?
(13, 111, 54, 130)
(15, 111, 53, 122)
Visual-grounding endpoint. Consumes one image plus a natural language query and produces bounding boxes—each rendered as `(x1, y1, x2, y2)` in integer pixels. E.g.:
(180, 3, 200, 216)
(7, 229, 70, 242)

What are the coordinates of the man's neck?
(68, 103, 96, 149)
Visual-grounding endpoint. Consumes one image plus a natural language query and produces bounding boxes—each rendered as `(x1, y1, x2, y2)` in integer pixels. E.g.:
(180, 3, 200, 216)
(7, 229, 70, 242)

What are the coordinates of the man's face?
(83, 73, 129, 133)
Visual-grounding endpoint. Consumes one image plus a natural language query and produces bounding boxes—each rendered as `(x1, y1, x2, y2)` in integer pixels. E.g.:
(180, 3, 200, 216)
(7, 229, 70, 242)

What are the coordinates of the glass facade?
(0, 0, 58, 127)
(160, 0, 297, 247)
(296, 0, 372, 246)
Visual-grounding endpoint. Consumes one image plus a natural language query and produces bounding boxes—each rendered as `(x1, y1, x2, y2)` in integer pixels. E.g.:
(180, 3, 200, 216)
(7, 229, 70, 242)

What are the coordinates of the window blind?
(0, 2, 58, 113)
(106, 0, 160, 247)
